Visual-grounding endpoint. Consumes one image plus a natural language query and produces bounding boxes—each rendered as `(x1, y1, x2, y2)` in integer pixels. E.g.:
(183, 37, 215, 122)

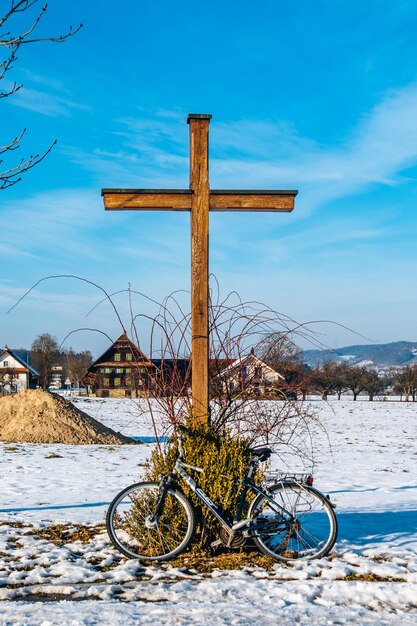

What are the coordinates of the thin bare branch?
(0, 139, 56, 190)
(1, 1, 82, 188)
(59, 328, 114, 351)
(5, 275, 126, 334)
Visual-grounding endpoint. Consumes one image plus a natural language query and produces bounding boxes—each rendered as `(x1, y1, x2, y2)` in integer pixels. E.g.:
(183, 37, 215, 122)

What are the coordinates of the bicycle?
(106, 425, 338, 562)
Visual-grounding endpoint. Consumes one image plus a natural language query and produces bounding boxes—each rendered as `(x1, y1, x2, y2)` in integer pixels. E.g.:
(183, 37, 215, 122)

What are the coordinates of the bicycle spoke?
(251, 482, 337, 561)
(107, 483, 194, 561)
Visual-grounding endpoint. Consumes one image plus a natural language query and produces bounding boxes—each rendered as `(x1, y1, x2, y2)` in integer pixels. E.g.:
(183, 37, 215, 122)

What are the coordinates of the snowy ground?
(1, 397, 417, 625)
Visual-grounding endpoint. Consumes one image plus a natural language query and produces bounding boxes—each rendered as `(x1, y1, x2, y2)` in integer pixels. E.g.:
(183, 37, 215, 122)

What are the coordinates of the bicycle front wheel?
(249, 482, 337, 561)
(106, 481, 195, 561)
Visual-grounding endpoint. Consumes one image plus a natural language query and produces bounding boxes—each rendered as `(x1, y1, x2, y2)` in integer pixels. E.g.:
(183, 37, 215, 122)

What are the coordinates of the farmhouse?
(84, 333, 155, 397)
(84, 333, 285, 399)
(0, 347, 40, 394)
(217, 351, 285, 396)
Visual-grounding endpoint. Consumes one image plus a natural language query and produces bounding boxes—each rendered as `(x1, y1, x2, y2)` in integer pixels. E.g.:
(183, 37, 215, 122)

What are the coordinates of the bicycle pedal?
(210, 539, 223, 548)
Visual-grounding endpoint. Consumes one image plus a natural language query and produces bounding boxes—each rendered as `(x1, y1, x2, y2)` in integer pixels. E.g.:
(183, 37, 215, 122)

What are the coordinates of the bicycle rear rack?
(264, 471, 314, 486)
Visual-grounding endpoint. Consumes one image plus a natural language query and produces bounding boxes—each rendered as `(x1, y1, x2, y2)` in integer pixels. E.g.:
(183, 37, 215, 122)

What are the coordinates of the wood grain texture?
(103, 191, 192, 211)
(103, 190, 296, 212)
(209, 192, 296, 211)
(189, 116, 210, 423)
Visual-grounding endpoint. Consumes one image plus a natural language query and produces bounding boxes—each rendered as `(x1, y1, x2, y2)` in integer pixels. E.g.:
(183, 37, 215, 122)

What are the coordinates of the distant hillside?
(303, 341, 417, 368)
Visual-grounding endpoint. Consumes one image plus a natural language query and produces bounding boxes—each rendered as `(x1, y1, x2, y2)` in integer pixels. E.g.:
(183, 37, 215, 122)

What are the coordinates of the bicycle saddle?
(249, 446, 272, 462)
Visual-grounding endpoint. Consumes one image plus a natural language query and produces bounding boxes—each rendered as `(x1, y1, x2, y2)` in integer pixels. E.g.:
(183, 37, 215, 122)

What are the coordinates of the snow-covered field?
(1, 398, 417, 625)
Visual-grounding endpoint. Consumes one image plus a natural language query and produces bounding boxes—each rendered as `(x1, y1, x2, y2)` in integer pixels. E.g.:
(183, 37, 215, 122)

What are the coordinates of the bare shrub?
(120, 278, 325, 467)
(8, 274, 326, 465)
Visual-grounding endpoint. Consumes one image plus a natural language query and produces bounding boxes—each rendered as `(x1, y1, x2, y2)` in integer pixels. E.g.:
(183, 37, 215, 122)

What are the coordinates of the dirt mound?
(0, 389, 135, 445)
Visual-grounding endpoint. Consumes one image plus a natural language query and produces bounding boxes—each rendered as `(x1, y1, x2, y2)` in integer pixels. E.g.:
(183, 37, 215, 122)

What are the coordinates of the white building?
(218, 352, 284, 396)
(0, 347, 40, 394)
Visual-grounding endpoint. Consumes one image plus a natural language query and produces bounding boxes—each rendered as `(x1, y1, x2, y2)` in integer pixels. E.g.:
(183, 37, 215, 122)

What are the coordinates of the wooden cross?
(102, 114, 297, 425)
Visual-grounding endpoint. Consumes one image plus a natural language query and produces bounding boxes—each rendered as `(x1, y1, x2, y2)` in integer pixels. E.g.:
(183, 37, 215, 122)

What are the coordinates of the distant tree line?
(12, 330, 417, 400)
(308, 362, 385, 401)
(13, 333, 92, 389)
(258, 334, 417, 401)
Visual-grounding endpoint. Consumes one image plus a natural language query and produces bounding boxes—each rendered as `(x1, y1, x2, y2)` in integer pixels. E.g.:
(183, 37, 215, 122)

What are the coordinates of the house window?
(125, 368, 131, 373)
(3, 361, 8, 367)
(103, 378, 110, 387)
(254, 366, 262, 378)
(126, 353, 133, 361)
(114, 353, 121, 362)
(114, 377, 121, 386)
(115, 368, 124, 373)
(241, 366, 247, 380)
(101, 367, 112, 374)
(125, 376, 132, 386)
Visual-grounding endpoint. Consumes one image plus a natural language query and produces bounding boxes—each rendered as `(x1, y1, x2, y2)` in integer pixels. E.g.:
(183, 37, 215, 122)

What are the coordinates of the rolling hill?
(302, 341, 417, 368)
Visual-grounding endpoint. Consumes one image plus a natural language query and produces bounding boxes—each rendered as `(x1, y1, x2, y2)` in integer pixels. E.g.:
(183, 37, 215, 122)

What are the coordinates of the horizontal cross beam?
(102, 189, 298, 212)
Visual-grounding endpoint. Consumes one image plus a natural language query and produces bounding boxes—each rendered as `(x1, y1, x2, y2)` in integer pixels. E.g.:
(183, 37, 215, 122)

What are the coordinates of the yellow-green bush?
(145, 426, 255, 548)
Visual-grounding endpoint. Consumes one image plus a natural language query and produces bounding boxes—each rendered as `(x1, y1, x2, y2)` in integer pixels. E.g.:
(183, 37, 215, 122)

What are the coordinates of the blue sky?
(2, 0, 417, 356)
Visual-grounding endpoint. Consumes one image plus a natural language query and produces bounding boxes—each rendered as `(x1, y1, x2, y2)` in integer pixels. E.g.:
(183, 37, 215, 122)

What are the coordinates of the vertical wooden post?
(188, 113, 211, 424)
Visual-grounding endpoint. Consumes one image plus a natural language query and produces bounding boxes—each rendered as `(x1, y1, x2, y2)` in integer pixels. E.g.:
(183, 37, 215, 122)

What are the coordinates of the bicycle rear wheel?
(249, 482, 337, 561)
(106, 481, 195, 561)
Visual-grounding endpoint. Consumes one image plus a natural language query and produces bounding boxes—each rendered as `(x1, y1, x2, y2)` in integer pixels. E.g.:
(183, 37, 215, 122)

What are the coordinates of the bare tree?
(8, 274, 327, 465)
(257, 332, 312, 399)
(129, 282, 325, 465)
(62, 348, 92, 392)
(30, 332, 59, 388)
(257, 333, 303, 377)
(393, 366, 417, 402)
(344, 365, 368, 401)
(311, 361, 336, 400)
(331, 362, 349, 400)
(0, 365, 18, 393)
(362, 369, 385, 401)
(1, 1, 82, 189)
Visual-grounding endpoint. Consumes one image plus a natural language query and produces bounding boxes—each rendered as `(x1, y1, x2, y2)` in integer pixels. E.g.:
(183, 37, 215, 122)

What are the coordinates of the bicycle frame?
(161, 456, 295, 536)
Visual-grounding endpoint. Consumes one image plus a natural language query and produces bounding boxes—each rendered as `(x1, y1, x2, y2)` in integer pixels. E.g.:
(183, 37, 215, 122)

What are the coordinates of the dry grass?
(25, 523, 105, 546)
(4, 522, 408, 581)
(169, 548, 276, 573)
(340, 572, 407, 582)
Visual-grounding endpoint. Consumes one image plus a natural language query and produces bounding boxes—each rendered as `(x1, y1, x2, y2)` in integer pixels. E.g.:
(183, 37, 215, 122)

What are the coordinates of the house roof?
(1, 347, 40, 377)
(87, 333, 153, 373)
(218, 353, 284, 379)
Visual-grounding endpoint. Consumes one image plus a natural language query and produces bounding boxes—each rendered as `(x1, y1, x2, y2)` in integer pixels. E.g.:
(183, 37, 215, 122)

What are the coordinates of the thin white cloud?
(0, 243, 39, 259)
(18, 69, 70, 93)
(0, 189, 105, 263)
(67, 85, 417, 213)
(64, 145, 189, 188)
(8, 86, 90, 117)
(211, 83, 417, 206)
(4, 74, 90, 118)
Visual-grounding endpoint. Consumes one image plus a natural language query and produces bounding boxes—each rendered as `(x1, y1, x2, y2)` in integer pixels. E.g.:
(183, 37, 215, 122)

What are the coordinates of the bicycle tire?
(249, 481, 337, 561)
(106, 481, 195, 561)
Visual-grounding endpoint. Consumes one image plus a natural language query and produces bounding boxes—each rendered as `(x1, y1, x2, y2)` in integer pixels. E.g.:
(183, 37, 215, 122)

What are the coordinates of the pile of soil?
(0, 389, 135, 445)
